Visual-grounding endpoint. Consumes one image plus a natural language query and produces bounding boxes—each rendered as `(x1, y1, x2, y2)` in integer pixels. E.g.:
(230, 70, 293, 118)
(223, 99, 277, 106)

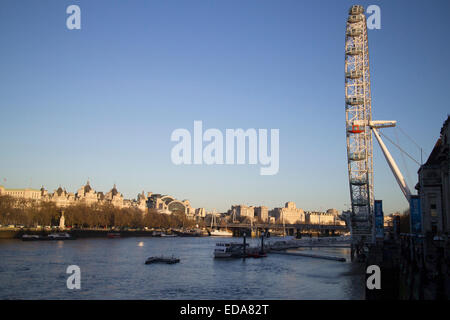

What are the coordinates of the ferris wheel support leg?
(372, 128, 412, 202)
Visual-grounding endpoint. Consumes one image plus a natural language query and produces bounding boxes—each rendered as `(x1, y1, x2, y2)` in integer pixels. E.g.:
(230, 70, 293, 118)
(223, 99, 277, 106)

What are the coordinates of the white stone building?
(0, 181, 150, 213)
(270, 202, 305, 224)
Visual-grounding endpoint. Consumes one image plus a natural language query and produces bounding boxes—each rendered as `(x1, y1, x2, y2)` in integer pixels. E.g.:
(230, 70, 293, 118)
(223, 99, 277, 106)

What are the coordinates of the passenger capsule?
(350, 177, 368, 185)
(346, 96, 364, 105)
(348, 14, 364, 23)
(353, 198, 368, 206)
(346, 28, 362, 37)
(349, 152, 366, 161)
(346, 70, 362, 79)
(347, 124, 365, 134)
(349, 5, 364, 15)
(346, 46, 363, 55)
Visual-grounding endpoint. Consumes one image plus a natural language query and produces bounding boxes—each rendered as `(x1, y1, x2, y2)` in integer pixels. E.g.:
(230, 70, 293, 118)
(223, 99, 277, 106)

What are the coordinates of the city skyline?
(0, 180, 342, 215)
(1, 0, 450, 214)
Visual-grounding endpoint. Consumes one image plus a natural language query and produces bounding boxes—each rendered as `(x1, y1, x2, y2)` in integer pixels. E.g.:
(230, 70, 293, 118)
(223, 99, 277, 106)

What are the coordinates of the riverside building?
(416, 116, 450, 236)
(228, 201, 343, 225)
(0, 181, 203, 217)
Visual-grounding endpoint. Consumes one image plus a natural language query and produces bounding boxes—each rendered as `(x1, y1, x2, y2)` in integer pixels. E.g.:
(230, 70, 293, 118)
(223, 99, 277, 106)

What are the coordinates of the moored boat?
(46, 232, 74, 240)
(21, 234, 42, 241)
(210, 229, 233, 237)
(21, 233, 74, 241)
(173, 229, 208, 237)
(214, 242, 249, 258)
(107, 232, 121, 238)
(209, 209, 232, 237)
(145, 256, 180, 264)
(246, 252, 267, 258)
(160, 233, 177, 237)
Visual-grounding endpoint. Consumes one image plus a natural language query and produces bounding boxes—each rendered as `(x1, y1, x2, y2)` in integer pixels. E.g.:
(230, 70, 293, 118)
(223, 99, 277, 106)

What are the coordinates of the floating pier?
(214, 236, 351, 261)
(263, 237, 350, 261)
(270, 250, 346, 262)
(294, 245, 350, 248)
(145, 256, 180, 264)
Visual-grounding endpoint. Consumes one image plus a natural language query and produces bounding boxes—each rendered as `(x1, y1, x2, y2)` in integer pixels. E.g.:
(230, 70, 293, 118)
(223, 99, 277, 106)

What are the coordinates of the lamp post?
(242, 231, 247, 258)
(260, 231, 265, 254)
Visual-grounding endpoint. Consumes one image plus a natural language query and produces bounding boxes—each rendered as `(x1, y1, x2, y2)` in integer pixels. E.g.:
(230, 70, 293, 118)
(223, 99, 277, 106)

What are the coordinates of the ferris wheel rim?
(344, 5, 374, 242)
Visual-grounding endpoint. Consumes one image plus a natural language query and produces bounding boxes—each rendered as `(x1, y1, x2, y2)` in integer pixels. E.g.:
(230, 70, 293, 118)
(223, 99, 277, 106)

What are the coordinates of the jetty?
(270, 250, 346, 262)
(222, 236, 351, 261)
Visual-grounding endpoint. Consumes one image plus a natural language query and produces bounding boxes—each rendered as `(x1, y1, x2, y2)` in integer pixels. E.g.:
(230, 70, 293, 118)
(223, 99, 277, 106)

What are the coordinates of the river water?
(0, 236, 365, 299)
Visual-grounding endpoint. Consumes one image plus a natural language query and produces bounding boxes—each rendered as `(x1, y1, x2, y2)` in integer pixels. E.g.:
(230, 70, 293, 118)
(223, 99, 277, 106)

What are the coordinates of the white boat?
(160, 233, 177, 237)
(47, 232, 74, 240)
(210, 229, 233, 237)
(21, 234, 42, 241)
(209, 209, 232, 237)
(214, 242, 248, 258)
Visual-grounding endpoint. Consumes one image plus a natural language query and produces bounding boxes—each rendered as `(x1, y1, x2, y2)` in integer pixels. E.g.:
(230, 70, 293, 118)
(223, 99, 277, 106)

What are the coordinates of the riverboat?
(21, 234, 42, 241)
(46, 232, 74, 240)
(214, 242, 249, 258)
(107, 232, 121, 238)
(210, 229, 233, 237)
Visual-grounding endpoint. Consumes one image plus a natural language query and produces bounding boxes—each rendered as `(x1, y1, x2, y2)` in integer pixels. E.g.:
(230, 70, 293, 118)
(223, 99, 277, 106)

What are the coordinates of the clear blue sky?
(1, 0, 449, 214)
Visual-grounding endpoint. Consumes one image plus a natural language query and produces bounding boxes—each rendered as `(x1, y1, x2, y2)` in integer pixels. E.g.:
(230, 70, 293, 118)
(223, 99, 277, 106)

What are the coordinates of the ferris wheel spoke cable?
(394, 128, 413, 192)
(397, 125, 423, 151)
(397, 125, 425, 164)
(377, 130, 421, 166)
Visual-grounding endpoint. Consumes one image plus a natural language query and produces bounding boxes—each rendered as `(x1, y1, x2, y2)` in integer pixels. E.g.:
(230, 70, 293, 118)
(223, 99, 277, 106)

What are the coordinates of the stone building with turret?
(0, 181, 155, 213)
(75, 181, 98, 206)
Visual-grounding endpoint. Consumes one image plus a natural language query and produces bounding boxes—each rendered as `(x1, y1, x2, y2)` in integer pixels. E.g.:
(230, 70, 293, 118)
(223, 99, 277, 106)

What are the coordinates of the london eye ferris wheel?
(344, 5, 412, 248)
(345, 5, 374, 243)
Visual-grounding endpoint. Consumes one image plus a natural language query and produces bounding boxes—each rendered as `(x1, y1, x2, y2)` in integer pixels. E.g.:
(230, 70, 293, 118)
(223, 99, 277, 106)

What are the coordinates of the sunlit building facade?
(270, 202, 305, 224)
(0, 181, 148, 212)
(146, 193, 198, 217)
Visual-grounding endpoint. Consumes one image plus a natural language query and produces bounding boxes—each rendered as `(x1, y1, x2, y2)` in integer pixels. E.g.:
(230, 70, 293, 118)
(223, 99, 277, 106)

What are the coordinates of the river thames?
(0, 237, 365, 299)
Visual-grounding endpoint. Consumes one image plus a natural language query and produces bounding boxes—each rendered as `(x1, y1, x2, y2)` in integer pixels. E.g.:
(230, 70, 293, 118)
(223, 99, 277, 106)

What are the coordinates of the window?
(429, 194, 437, 218)
(430, 204, 437, 217)
(429, 194, 438, 235)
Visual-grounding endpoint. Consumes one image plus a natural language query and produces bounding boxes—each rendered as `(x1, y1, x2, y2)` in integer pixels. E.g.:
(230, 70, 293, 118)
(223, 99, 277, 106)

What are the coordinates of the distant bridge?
(216, 223, 348, 237)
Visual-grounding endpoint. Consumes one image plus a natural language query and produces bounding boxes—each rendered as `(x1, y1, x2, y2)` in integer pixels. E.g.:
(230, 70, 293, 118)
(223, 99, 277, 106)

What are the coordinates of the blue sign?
(374, 200, 384, 239)
(410, 195, 422, 234)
